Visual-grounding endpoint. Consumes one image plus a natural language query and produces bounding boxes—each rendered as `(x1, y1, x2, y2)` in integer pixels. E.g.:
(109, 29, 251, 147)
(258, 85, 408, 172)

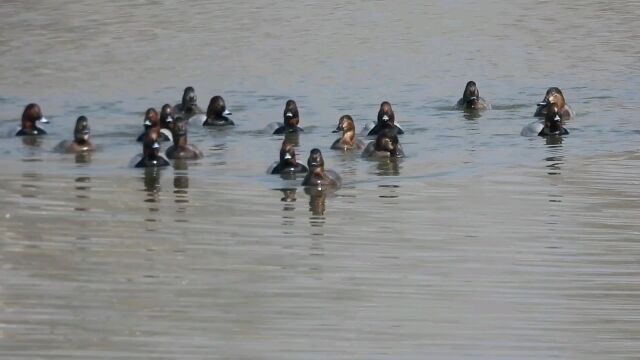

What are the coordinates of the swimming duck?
(15, 103, 48, 136)
(159, 103, 175, 142)
(272, 99, 304, 134)
(521, 105, 569, 137)
(134, 132, 171, 168)
(268, 140, 308, 175)
(302, 148, 342, 188)
(55, 116, 96, 153)
(165, 119, 203, 160)
(136, 108, 161, 142)
(534, 87, 574, 119)
(174, 86, 204, 120)
(455, 81, 491, 111)
(365, 101, 404, 136)
(202, 96, 234, 127)
(362, 128, 405, 158)
(331, 115, 365, 151)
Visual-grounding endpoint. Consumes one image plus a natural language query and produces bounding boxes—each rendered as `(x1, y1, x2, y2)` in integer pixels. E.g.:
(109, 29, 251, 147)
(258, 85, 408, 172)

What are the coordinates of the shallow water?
(1, 1, 640, 359)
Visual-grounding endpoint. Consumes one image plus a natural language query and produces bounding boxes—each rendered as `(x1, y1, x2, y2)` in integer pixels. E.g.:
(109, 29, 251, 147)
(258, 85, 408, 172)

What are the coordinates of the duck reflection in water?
(305, 187, 326, 217)
(143, 167, 162, 195)
(173, 159, 190, 205)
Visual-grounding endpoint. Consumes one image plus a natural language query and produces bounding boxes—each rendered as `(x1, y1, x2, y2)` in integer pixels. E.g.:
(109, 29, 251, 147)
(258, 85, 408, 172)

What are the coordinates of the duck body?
(331, 115, 365, 151)
(365, 101, 404, 136)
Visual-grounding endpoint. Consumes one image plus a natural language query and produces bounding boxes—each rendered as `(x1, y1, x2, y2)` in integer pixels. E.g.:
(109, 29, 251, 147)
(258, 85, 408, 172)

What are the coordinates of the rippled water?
(1, 1, 639, 359)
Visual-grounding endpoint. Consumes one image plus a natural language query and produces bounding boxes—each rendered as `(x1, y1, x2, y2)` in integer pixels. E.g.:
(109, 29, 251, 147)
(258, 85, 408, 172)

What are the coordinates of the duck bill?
(538, 99, 549, 106)
(332, 126, 341, 133)
(39, 116, 49, 124)
(223, 109, 232, 116)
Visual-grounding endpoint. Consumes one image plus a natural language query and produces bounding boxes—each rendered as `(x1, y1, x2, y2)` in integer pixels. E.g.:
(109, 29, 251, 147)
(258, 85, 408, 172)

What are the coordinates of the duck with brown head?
(133, 131, 171, 168)
(455, 81, 491, 111)
(202, 96, 234, 127)
(362, 128, 405, 158)
(534, 87, 574, 120)
(302, 149, 342, 189)
(272, 100, 304, 134)
(16, 103, 48, 136)
(331, 115, 365, 151)
(365, 101, 404, 136)
(174, 86, 204, 120)
(268, 140, 308, 176)
(165, 119, 203, 160)
(136, 108, 162, 142)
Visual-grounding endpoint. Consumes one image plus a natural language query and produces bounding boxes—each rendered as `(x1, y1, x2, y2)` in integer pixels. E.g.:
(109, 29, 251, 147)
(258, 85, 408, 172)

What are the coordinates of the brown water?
(1, 1, 640, 359)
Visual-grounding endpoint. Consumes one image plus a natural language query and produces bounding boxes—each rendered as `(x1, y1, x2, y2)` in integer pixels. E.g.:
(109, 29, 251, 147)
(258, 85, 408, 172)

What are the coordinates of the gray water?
(1, 1, 640, 359)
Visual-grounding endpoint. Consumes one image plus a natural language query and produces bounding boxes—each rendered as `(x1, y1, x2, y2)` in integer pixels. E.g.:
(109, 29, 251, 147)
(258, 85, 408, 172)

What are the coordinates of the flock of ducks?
(13, 82, 574, 190)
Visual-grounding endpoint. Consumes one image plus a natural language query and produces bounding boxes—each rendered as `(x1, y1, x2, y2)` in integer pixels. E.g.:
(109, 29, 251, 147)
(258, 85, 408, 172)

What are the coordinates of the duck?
(136, 108, 161, 142)
(268, 140, 308, 175)
(55, 116, 97, 153)
(534, 87, 574, 119)
(159, 103, 175, 142)
(174, 86, 204, 120)
(15, 103, 48, 136)
(133, 131, 171, 168)
(362, 128, 405, 158)
(331, 115, 365, 151)
(302, 148, 342, 188)
(272, 99, 304, 134)
(165, 119, 203, 160)
(202, 96, 234, 127)
(365, 101, 404, 136)
(455, 81, 491, 111)
(521, 105, 569, 137)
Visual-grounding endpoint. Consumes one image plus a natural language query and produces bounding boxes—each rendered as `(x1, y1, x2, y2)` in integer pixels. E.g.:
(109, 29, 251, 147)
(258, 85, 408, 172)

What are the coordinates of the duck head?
(332, 114, 356, 134)
(279, 141, 298, 166)
(307, 148, 325, 171)
(544, 106, 564, 134)
(73, 116, 90, 144)
(462, 81, 482, 109)
(207, 95, 232, 119)
(172, 119, 189, 146)
(160, 104, 175, 130)
(538, 87, 565, 108)
(181, 86, 198, 112)
(143, 108, 160, 130)
(283, 99, 300, 128)
(21, 103, 48, 130)
(143, 131, 161, 159)
(377, 101, 395, 127)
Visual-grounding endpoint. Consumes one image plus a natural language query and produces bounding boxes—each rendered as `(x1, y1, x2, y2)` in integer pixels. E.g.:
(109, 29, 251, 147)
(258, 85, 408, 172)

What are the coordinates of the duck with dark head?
(455, 81, 491, 111)
(366, 101, 404, 136)
(56, 116, 97, 153)
(165, 119, 203, 160)
(159, 104, 175, 141)
(331, 115, 365, 151)
(268, 140, 308, 176)
(534, 87, 574, 120)
(273, 99, 304, 134)
(136, 108, 161, 142)
(538, 106, 569, 137)
(362, 128, 405, 158)
(174, 86, 204, 120)
(302, 148, 342, 188)
(203, 96, 234, 127)
(134, 132, 171, 168)
(16, 103, 48, 136)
